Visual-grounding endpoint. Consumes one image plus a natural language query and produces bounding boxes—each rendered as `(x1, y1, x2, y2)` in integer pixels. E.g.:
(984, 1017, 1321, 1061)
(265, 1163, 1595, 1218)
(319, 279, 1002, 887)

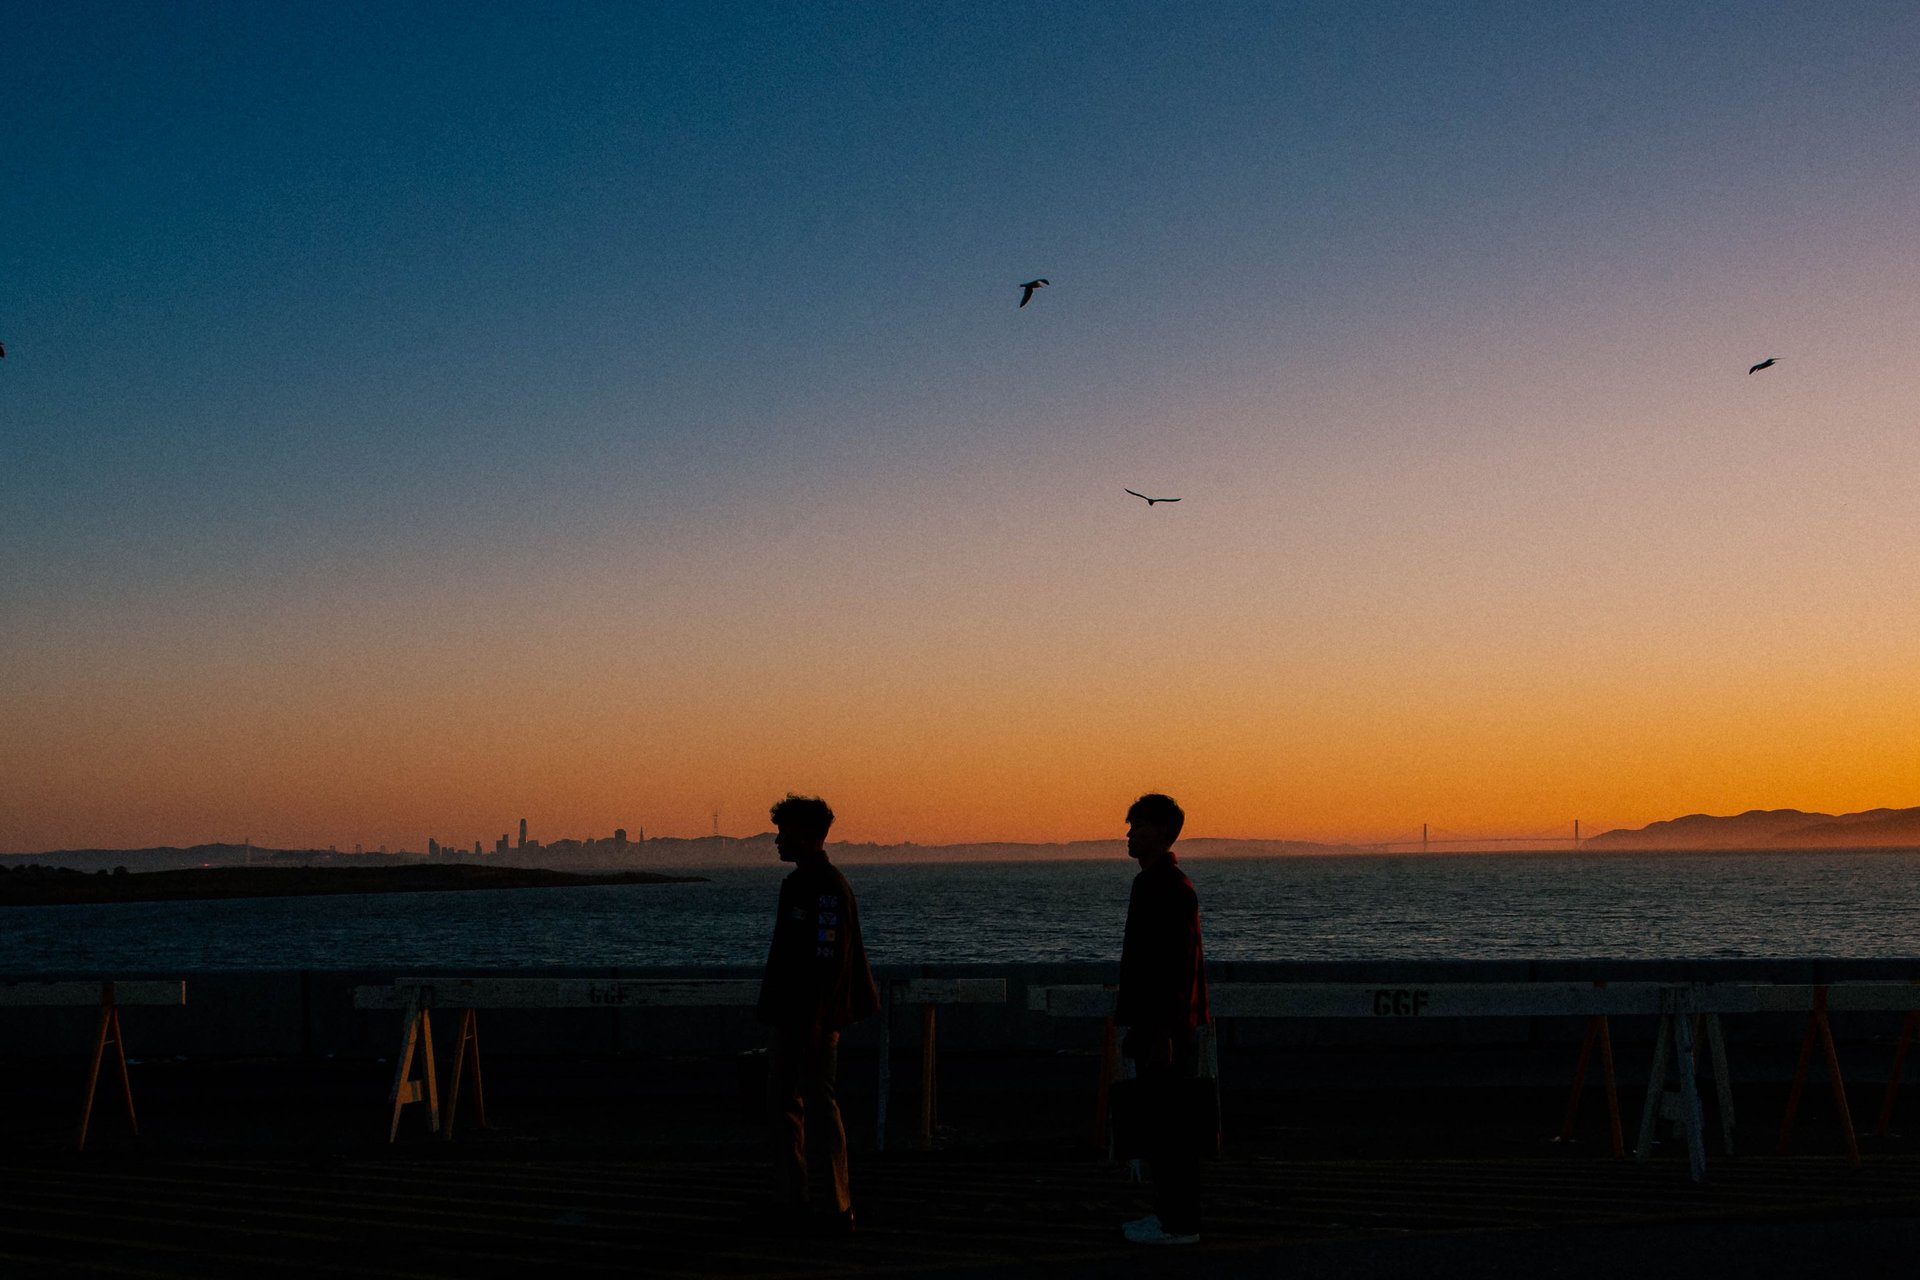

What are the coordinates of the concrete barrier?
(10, 959, 1920, 1067)
(10, 960, 1920, 1165)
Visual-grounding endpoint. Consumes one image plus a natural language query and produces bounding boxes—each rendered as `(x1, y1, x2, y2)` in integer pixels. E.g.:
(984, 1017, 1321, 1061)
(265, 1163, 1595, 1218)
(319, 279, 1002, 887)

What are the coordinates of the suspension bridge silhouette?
(1364, 821, 1586, 852)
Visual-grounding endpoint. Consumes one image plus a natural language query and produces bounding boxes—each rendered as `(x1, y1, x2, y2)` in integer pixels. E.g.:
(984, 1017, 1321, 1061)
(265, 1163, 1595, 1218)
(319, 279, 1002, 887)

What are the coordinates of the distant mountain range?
(1586, 807, 1920, 850)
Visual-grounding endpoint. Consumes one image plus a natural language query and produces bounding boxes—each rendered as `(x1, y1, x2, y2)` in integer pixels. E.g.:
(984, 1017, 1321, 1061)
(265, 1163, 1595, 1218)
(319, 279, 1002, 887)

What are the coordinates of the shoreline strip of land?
(0, 863, 702, 908)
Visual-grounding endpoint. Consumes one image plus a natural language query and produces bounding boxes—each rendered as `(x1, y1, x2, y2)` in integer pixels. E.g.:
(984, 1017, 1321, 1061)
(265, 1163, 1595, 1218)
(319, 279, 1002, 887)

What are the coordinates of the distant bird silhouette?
(0, 340, 7, 359)
(1125, 488, 1181, 506)
(1018, 279, 1049, 308)
(1748, 357, 1779, 375)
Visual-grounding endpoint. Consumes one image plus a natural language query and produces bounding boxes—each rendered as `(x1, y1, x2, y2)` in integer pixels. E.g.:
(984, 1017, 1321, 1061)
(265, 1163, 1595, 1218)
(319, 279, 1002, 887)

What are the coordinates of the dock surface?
(7, 1146, 1920, 1278)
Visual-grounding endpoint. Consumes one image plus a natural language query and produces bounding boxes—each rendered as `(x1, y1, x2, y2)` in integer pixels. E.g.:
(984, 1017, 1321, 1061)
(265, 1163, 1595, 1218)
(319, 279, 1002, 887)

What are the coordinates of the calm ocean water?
(5, 851, 1920, 973)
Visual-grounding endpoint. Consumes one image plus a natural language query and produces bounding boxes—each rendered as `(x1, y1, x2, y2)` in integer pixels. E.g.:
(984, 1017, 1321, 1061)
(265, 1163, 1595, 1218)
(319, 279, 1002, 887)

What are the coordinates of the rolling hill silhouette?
(1588, 807, 1920, 850)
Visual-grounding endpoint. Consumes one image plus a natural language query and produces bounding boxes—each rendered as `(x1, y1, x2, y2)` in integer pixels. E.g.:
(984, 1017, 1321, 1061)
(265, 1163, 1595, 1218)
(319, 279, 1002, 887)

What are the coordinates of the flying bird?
(1017, 279, 1049, 308)
(1748, 357, 1779, 375)
(1125, 488, 1181, 506)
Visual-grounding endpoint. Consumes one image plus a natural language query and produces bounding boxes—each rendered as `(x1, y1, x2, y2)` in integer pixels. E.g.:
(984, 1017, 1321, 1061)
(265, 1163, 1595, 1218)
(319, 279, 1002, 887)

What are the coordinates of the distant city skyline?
(5, 4, 1918, 854)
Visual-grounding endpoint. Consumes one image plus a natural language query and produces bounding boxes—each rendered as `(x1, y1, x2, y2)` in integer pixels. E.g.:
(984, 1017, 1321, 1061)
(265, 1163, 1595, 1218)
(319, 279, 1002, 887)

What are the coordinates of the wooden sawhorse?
(0, 979, 186, 1150)
(357, 978, 765, 1141)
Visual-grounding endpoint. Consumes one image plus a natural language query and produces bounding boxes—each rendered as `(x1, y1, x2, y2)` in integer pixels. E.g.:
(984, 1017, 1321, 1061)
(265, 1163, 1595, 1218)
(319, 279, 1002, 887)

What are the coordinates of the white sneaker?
(1122, 1214, 1200, 1246)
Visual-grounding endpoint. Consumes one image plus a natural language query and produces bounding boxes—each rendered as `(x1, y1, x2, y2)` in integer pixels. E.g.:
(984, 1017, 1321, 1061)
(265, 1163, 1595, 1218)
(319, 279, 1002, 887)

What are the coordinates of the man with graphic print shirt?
(758, 794, 879, 1233)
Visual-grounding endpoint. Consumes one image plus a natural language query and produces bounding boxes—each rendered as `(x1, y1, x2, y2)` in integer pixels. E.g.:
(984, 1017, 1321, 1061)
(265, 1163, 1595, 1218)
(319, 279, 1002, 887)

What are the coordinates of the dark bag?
(1109, 1073, 1221, 1162)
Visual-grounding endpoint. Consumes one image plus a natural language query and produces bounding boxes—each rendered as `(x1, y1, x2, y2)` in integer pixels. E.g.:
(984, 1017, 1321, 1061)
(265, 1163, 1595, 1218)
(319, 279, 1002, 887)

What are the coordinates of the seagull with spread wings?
(1017, 279, 1049, 308)
(1748, 357, 1780, 375)
(1125, 488, 1181, 506)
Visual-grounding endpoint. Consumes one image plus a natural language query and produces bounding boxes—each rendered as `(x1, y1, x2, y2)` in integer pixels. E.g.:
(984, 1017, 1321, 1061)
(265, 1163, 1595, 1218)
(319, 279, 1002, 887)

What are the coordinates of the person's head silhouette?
(1125, 793, 1184, 868)
(770, 794, 834, 864)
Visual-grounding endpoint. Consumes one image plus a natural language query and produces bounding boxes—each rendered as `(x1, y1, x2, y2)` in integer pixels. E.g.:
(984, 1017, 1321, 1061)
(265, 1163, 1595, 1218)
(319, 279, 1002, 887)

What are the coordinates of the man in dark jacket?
(758, 794, 880, 1233)
(1115, 792, 1210, 1246)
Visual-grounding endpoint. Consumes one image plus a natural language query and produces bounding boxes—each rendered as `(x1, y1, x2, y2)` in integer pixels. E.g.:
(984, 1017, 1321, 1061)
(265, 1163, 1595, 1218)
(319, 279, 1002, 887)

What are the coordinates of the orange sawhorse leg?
(1559, 1014, 1624, 1156)
(920, 1006, 939, 1148)
(77, 982, 139, 1151)
(1093, 1017, 1117, 1147)
(443, 1007, 487, 1139)
(1876, 1010, 1918, 1137)
(1776, 986, 1860, 1166)
(386, 1003, 441, 1143)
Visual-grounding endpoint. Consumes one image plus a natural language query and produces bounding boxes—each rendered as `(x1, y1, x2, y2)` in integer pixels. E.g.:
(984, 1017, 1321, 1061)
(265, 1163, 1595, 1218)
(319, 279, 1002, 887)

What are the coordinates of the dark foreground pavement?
(7, 1144, 1920, 1278)
(5, 1047, 1917, 1277)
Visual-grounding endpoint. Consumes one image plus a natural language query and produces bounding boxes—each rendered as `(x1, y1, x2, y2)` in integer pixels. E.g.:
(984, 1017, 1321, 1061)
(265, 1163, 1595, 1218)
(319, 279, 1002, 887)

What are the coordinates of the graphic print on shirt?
(815, 893, 841, 959)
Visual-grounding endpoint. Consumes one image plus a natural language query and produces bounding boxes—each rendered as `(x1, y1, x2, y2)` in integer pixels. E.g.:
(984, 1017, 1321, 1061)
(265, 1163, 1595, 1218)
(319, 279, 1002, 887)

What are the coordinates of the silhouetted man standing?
(1116, 792, 1210, 1246)
(758, 794, 879, 1234)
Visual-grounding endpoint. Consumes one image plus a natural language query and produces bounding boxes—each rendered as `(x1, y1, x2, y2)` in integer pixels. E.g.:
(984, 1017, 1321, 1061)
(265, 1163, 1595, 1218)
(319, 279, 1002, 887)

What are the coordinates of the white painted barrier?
(1027, 979, 1920, 1020)
(0, 979, 186, 1150)
(1029, 981, 1670, 1019)
(352, 977, 761, 1011)
(0, 980, 185, 1008)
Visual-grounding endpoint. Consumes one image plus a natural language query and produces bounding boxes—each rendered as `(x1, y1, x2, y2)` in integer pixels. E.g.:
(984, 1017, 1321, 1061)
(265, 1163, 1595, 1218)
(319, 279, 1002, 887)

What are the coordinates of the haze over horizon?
(11, 801, 1920, 861)
(6, 3, 1919, 855)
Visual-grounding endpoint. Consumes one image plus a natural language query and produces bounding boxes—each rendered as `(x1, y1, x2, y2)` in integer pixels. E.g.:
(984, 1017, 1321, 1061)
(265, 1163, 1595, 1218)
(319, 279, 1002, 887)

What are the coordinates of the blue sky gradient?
(5, 2, 1919, 848)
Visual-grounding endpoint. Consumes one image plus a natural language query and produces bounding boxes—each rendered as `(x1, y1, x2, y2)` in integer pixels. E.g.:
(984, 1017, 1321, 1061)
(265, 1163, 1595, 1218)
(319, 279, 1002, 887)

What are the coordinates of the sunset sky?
(4, 2, 1919, 853)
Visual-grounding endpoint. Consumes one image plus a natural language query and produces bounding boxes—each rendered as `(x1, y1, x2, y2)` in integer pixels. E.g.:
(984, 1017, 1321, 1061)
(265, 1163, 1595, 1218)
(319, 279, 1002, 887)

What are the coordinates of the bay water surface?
(6, 851, 1920, 973)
